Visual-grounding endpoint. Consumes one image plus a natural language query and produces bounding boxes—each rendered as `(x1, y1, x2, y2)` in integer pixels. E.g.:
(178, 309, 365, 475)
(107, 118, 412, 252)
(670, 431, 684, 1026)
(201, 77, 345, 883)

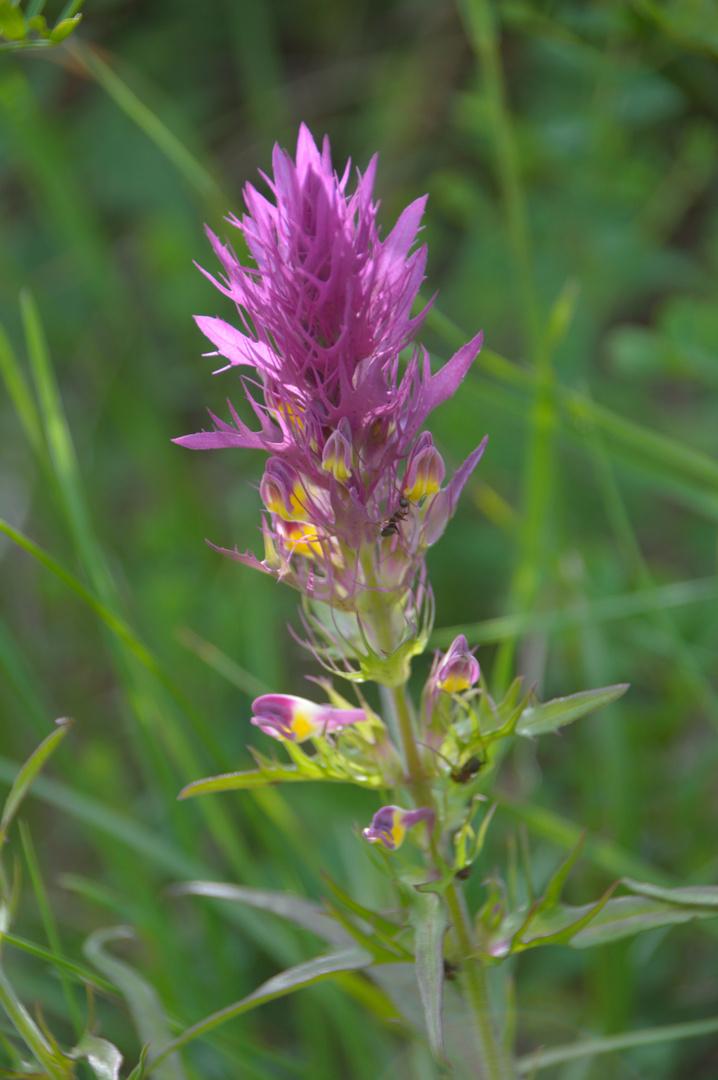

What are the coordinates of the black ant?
(455, 865, 473, 881)
(450, 754, 485, 784)
(380, 496, 410, 537)
(443, 958, 461, 980)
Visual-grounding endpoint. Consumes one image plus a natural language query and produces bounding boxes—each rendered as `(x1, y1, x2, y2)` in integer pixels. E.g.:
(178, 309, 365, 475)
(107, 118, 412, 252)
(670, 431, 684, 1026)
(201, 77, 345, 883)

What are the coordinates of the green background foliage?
(1, 0, 717, 1075)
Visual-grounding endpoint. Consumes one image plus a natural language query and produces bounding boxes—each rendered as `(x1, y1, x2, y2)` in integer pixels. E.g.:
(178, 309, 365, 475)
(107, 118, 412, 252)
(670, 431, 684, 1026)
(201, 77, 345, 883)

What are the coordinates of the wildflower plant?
(168, 126, 718, 1078)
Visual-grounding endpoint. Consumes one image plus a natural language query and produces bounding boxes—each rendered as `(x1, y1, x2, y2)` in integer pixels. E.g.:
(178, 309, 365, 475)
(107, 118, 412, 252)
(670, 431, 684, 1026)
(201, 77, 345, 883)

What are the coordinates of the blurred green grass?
(1, 0, 718, 1076)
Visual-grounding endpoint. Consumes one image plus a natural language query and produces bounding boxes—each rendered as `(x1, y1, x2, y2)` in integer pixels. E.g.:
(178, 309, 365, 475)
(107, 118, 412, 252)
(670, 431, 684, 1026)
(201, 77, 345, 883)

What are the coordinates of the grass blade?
(67, 41, 230, 215)
(515, 1015, 718, 1074)
(147, 948, 373, 1070)
(0, 719, 71, 846)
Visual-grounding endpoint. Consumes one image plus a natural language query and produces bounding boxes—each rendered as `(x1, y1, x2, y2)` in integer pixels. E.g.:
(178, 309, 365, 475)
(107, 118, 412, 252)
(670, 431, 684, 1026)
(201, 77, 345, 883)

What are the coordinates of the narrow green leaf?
(0, 720, 71, 845)
(515, 684, 629, 737)
(571, 895, 717, 948)
(515, 1014, 718, 1075)
(3, 932, 116, 995)
(0, 319, 43, 455)
(432, 576, 718, 649)
(67, 41, 229, 214)
(494, 791, 674, 885)
(320, 872, 403, 938)
(168, 881, 352, 947)
(519, 886, 617, 952)
(421, 298, 718, 498)
(622, 879, 718, 909)
(83, 928, 187, 1080)
(412, 893, 447, 1064)
(19, 821, 82, 1035)
(147, 948, 373, 1069)
(485, 889, 699, 956)
(126, 1045, 150, 1080)
(0, 516, 161, 678)
(317, 898, 410, 963)
(70, 1034, 122, 1080)
(20, 291, 114, 604)
(177, 628, 270, 698)
(178, 767, 300, 796)
(0, 3, 25, 40)
(536, 832, 586, 913)
(58, 0, 84, 19)
(0, 966, 70, 1079)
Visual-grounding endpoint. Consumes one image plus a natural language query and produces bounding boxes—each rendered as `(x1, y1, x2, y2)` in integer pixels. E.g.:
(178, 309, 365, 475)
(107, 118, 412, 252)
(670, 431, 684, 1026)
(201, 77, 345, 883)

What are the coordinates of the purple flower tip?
(251, 693, 366, 742)
(362, 804, 435, 850)
(436, 634, 480, 693)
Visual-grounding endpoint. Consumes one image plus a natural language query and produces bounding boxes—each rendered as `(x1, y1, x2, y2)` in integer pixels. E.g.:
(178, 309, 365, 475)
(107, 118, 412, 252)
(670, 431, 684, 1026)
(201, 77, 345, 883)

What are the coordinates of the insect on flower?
(450, 752, 486, 784)
(380, 496, 410, 537)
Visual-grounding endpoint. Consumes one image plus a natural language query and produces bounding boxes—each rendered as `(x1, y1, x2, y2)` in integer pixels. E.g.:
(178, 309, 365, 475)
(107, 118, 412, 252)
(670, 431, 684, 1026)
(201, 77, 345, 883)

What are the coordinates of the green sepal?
(49, 14, 81, 42)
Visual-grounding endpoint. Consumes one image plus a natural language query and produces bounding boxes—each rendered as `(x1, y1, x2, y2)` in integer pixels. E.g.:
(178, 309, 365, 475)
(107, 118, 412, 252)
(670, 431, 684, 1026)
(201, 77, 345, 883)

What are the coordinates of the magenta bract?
(176, 124, 486, 623)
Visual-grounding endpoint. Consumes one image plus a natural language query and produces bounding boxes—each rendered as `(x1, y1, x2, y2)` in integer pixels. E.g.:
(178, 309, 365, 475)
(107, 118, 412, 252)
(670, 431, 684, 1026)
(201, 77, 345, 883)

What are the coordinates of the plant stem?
(444, 880, 515, 1080)
(387, 684, 432, 804)
(389, 684, 513, 1077)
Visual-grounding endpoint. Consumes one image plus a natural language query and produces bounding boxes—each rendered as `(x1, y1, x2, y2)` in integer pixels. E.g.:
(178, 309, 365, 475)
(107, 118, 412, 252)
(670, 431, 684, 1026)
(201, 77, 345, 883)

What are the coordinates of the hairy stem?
(445, 880, 515, 1080)
(387, 683, 432, 804)
(390, 683, 513, 1077)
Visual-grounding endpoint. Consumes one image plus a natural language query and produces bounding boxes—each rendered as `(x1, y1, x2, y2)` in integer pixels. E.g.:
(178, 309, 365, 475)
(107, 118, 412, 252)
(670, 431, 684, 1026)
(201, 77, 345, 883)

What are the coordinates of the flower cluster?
(176, 125, 485, 681)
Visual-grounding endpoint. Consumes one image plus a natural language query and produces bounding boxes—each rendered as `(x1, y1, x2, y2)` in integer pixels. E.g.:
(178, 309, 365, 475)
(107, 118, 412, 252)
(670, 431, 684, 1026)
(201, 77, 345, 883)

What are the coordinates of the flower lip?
(251, 693, 366, 742)
(362, 805, 435, 850)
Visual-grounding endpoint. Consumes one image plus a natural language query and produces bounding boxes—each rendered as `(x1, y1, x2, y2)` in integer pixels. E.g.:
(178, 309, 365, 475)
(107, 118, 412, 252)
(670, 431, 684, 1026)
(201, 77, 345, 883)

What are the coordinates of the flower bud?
(436, 634, 479, 693)
(251, 694, 366, 742)
(321, 420, 353, 483)
(362, 805, 435, 850)
(403, 434, 445, 503)
(260, 458, 308, 520)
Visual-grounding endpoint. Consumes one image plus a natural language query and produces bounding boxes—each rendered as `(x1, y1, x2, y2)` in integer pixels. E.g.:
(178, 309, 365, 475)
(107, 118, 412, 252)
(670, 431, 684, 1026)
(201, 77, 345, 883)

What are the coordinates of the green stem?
(445, 881, 515, 1080)
(387, 684, 432, 805)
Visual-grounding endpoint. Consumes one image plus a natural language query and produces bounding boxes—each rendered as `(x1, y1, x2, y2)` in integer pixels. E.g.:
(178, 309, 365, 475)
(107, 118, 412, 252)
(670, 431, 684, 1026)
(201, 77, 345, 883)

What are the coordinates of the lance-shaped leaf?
(126, 1045, 150, 1080)
(0, 720, 71, 846)
(320, 872, 406, 939)
(485, 881, 718, 957)
(515, 684, 629, 738)
(146, 948, 374, 1069)
(70, 1033, 122, 1080)
(484, 886, 618, 958)
(412, 892, 448, 1064)
(571, 895, 718, 948)
(178, 743, 384, 798)
(621, 879, 718, 909)
(168, 881, 352, 947)
(534, 831, 586, 916)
